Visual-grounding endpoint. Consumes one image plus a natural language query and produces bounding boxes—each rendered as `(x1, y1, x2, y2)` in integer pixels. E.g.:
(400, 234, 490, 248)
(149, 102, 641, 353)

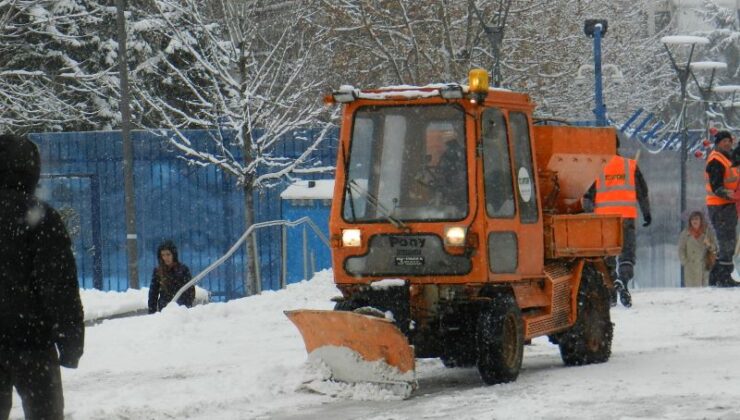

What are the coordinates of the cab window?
(510, 112, 538, 224)
(482, 108, 515, 218)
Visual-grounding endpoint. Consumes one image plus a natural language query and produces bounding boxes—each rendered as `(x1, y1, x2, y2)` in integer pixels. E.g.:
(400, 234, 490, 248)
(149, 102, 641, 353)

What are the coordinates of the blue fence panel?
(29, 129, 338, 300)
(283, 202, 332, 285)
(37, 174, 103, 289)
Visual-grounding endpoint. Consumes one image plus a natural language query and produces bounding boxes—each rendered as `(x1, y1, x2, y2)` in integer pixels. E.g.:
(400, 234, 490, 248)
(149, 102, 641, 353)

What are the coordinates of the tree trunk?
(242, 182, 259, 296)
(238, 37, 259, 296)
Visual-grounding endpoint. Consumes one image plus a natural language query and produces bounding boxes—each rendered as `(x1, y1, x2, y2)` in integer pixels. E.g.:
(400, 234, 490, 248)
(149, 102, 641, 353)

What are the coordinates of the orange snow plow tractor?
(287, 69, 622, 392)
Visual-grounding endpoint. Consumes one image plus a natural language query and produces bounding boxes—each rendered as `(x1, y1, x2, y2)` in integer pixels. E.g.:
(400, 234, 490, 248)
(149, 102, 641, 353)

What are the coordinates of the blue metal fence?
(29, 129, 337, 300)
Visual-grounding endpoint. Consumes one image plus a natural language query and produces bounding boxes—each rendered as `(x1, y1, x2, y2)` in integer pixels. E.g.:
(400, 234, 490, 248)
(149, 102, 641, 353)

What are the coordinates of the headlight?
(444, 226, 466, 247)
(342, 229, 362, 247)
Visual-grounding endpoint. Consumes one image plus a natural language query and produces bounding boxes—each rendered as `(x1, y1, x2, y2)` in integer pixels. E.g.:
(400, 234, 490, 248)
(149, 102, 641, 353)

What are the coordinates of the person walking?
(678, 211, 718, 287)
(584, 137, 651, 308)
(0, 134, 84, 420)
(148, 240, 195, 313)
(704, 130, 740, 287)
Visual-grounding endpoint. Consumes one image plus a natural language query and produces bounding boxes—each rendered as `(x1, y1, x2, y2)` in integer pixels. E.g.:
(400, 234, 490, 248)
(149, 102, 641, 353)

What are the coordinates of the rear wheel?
(476, 293, 524, 385)
(558, 263, 613, 366)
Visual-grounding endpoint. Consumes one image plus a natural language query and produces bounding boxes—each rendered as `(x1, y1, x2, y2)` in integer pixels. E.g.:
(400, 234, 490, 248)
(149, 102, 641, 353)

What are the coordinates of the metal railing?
(170, 217, 330, 305)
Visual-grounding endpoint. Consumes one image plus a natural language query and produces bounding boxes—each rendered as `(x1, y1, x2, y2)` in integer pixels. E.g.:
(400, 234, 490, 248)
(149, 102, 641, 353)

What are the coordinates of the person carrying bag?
(679, 211, 719, 287)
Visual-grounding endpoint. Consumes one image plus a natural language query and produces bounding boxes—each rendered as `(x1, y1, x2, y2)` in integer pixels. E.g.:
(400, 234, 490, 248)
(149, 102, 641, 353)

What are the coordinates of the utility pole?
(116, 0, 139, 289)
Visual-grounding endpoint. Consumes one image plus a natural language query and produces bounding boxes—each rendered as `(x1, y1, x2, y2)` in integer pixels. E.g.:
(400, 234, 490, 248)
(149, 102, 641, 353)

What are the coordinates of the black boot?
(619, 287, 632, 308)
(609, 287, 618, 307)
(716, 264, 739, 287)
(615, 280, 632, 308)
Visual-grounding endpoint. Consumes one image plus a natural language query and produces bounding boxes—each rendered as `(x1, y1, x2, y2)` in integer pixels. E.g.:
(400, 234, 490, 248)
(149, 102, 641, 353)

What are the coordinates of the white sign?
(517, 167, 532, 202)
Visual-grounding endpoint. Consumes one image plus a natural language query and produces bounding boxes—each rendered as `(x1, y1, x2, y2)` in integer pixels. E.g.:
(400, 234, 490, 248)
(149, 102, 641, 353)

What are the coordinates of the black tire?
(333, 300, 358, 312)
(558, 263, 614, 366)
(476, 293, 524, 385)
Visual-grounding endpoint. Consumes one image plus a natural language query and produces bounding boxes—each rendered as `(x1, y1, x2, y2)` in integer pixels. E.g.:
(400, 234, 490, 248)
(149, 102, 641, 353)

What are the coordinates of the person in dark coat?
(704, 130, 740, 287)
(583, 137, 651, 308)
(0, 134, 84, 420)
(434, 134, 467, 214)
(148, 240, 195, 313)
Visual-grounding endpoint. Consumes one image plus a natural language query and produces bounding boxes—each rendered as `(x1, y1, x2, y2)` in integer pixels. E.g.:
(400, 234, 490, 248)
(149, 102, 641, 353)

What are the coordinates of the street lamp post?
(713, 85, 740, 116)
(689, 61, 727, 142)
(584, 19, 609, 126)
(661, 35, 709, 230)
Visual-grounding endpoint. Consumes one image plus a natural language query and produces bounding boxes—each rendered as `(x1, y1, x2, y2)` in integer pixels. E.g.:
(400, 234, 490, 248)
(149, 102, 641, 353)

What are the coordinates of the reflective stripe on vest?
(594, 156, 638, 218)
(705, 150, 739, 206)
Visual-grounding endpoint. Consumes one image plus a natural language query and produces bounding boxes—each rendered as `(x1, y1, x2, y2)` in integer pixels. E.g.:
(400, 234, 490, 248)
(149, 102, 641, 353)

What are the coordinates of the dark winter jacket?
(0, 134, 84, 368)
(148, 241, 195, 313)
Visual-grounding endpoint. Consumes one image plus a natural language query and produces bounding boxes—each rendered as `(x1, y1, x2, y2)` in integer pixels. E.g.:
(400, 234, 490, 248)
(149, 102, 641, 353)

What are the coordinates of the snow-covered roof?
(280, 179, 334, 200)
(690, 61, 727, 70)
(337, 83, 512, 101)
(661, 35, 710, 45)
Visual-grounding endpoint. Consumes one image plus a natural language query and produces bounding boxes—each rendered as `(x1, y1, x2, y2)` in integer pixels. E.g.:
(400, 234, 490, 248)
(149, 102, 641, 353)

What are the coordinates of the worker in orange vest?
(584, 136, 651, 308)
(705, 130, 740, 287)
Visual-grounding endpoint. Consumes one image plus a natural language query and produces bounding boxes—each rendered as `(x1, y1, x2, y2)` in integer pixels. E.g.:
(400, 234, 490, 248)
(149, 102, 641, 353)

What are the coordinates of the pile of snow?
(80, 288, 150, 322)
(81, 286, 210, 322)
(9, 271, 740, 419)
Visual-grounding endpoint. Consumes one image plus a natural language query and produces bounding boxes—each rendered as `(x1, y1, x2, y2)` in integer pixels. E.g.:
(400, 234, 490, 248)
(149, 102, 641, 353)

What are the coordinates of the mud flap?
(285, 309, 416, 390)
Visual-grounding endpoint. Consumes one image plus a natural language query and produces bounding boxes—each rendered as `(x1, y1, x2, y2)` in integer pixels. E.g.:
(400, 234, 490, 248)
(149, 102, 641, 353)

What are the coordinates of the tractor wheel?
(333, 300, 359, 312)
(558, 263, 614, 366)
(476, 293, 524, 385)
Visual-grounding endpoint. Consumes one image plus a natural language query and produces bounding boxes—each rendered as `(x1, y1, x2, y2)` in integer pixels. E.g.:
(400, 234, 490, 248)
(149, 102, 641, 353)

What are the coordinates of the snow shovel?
(285, 309, 416, 390)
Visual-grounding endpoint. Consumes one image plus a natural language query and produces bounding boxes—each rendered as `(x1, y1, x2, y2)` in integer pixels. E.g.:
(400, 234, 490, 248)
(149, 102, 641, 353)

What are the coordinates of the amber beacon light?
(468, 69, 490, 93)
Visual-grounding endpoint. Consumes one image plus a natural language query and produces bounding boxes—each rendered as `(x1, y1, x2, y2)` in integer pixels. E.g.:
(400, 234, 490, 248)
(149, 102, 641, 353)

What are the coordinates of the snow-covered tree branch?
(134, 0, 335, 295)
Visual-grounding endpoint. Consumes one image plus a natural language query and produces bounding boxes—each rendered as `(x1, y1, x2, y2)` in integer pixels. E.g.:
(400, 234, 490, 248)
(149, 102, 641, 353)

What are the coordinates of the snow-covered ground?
(10, 270, 740, 420)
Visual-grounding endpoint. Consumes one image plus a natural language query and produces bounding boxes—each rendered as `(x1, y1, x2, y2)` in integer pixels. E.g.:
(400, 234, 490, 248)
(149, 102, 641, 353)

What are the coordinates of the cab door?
(480, 108, 543, 279)
(508, 112, 543, 276)
(481, 108, 519, 279)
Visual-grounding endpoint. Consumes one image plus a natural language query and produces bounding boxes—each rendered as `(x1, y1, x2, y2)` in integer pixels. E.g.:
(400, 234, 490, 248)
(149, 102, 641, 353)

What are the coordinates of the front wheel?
(476, 293, 524, 385)
(558, 263, 614, 366)
(334, 299, 359, 312)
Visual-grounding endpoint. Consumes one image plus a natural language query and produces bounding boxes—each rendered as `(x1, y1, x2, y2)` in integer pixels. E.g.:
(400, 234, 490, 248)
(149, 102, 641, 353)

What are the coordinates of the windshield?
(343, 104, 468, 222)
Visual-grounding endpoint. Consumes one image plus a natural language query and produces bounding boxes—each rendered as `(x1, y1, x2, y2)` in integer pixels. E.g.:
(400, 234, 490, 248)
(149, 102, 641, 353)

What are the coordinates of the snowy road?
(9, 271, 740, 420)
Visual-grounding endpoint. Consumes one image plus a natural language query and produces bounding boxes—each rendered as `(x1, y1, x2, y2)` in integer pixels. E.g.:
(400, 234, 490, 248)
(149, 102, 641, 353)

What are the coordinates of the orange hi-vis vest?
(594, 156, 638, 219)
(705, 150, 739, 206)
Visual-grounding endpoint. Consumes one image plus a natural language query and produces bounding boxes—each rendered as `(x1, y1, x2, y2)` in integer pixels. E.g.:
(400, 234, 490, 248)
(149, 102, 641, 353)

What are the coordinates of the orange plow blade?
(285, 309, 416, 387)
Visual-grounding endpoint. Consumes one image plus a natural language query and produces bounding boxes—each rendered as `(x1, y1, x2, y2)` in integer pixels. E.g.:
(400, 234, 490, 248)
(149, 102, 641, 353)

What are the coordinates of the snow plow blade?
(285, 309, 415, 387)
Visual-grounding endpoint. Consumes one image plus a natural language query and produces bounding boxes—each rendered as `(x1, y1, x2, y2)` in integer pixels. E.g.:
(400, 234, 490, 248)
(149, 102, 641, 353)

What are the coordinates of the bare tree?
(135, 0, 335, 295)
(313, 1, 673, 126)
(312, 0, 499, 87)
